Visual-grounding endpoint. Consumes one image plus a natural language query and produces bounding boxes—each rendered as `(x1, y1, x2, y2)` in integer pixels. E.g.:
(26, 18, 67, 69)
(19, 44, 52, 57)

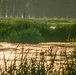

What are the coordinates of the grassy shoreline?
(0, 18, 76, 43)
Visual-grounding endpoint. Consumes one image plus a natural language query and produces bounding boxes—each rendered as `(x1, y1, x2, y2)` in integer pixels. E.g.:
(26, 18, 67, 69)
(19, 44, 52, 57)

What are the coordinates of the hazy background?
(0, 0, 76, 18)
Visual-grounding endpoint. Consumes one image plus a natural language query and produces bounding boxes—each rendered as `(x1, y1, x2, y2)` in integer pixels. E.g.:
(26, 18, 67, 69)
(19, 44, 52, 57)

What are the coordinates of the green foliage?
(7, 28, 43, 43)
(0, 18, 76, 43)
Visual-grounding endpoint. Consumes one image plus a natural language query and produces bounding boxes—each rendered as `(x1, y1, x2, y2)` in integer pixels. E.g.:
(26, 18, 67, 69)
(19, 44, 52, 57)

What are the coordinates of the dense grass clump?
(0, 18, 76, 43)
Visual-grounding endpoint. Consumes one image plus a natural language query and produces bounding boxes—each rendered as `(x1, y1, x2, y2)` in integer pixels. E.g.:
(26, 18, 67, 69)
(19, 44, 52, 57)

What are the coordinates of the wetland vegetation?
(0, 43, 76, 75)
(0, 18, 76, 75)
(0, 18, 76, 43)
(0, 0, 76, 75)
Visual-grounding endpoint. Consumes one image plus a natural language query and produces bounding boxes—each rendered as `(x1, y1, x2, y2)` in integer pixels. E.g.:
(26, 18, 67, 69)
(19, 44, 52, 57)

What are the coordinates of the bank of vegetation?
(0, 18, 76, 43)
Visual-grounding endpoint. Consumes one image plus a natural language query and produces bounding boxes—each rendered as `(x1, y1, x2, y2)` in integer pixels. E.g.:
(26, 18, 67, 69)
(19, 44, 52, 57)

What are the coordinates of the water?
(0, 42, 76, 69)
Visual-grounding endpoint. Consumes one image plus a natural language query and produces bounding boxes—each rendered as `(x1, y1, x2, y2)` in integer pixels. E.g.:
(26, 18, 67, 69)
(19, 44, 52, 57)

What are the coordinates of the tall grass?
(0, 45, 76, 75)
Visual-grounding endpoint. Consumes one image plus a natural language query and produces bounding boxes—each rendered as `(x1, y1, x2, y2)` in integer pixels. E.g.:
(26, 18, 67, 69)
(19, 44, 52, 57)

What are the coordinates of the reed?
(0, 45, 76, 75)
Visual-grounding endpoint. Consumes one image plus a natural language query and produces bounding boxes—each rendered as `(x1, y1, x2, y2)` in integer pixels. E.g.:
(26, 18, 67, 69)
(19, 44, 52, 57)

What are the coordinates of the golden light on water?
(0, 42, 75, 70)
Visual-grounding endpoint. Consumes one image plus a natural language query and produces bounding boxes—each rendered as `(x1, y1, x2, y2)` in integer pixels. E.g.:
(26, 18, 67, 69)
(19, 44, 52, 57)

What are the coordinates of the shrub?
(6, 28, 43, 43)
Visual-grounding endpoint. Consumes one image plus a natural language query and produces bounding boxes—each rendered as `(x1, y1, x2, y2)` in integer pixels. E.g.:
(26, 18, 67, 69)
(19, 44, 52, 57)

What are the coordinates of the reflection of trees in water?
(0, 0, 76, 18)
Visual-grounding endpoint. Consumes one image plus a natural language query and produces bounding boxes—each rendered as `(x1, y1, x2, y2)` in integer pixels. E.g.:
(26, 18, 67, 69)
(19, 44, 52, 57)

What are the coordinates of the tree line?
(0, 0, 76, 18)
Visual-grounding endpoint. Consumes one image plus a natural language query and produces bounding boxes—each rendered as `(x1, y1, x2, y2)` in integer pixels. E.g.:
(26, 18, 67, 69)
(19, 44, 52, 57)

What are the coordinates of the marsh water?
(0, 42, 76, 70)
